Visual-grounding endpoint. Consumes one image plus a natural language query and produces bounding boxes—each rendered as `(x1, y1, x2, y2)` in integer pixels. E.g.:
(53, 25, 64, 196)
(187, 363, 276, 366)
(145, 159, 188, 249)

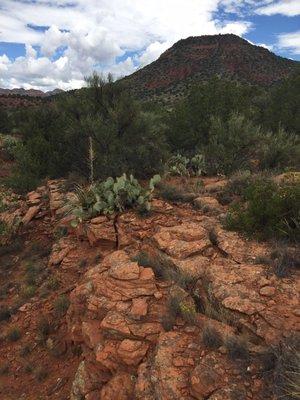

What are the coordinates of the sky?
(0, 0, 299, 90)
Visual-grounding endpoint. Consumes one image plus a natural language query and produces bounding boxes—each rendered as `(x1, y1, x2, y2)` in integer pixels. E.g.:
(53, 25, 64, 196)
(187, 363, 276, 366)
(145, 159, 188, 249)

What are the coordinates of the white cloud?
(277, 30, 300, 54)
(258, 43, 274, 51)
(256, 0, 300, 16)
(0, 0, 254, 90)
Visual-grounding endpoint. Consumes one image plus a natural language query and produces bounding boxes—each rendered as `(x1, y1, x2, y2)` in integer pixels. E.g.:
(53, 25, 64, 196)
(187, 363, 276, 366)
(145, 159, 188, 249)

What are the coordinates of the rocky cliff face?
(0, 177, 299, 399)
(123, 34, 299, 102)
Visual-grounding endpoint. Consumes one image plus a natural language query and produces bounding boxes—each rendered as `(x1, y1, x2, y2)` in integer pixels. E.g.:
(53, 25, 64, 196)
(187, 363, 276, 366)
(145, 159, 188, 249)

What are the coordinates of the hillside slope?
(123, 34, 299, 103)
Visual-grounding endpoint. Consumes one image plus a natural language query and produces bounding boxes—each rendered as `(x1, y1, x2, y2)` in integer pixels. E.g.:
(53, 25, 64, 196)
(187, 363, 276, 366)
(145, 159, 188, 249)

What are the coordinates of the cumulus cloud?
(257, 43, 274, 51)
(277, 30, 300, 54)
(256, 0, 300, 17)
(0, 0, 255, 90)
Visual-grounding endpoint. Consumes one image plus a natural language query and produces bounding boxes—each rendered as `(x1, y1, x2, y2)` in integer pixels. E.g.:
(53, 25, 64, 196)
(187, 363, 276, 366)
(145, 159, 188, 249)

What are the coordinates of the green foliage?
(0, 220, 8, 237)
(226, 177, 300, 241)
(166, 77, 259, 152)
(10, 74, 167, 192)
(70, 173, 161, 226)
(0, 134, 19, 160)
(0, 107, 12, 134)
(203, 113, 263, 175)
(258, 128, 300, 171)
(259, 70, 300, 135)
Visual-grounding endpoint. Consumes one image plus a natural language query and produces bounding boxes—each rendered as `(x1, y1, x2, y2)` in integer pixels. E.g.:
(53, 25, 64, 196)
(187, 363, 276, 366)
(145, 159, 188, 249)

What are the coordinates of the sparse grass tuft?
(79, 259, 88, 269)
(24, 363, 34, 374)
(20, 284, 36, 299)
(53, 295, 70, 317)
(208, 228, 219, 246)
(20, 344, 32, 357)
(34, 366, 48, 382)
(46, 276, 60, 290)
(158, 183, 195, 203)
(273, 336, 300, 400)
(164, 295, 197, 328)
(7, 326, 21, 342)
(270, 245, 300, 278)
(202, 325, 223, 350)
(225, 336, 250, 361)
(133, 251, 195, 290)
(0, 306, 11, 322)
(37, 317, 53, 340)
(0, 363, 9, 375)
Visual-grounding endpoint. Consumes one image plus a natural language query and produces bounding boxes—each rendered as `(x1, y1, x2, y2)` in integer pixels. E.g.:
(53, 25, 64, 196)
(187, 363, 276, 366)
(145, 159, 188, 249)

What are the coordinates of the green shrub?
(1, 134, 19, 160)
(166, 77, 257, 153)
(4, 172, 40, 195)
(203, 113, 263, 175)
(259, 128, 300, 171)
(226, 178, 300, 241)
(9, 74, 168, 189)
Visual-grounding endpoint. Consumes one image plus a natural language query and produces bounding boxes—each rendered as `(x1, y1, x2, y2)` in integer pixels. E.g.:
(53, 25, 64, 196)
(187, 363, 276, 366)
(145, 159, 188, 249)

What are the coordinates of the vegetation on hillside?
(0, 71, 299, 242)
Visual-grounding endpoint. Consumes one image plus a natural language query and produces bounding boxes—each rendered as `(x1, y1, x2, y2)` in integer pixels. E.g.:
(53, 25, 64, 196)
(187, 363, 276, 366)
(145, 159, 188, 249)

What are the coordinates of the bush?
(226, 178, 300, 241)
(4, 172, 40, 194)
(259, 128, 300, 171)
(203, 113, 263, 175)
(166, 77, 257, 153)
(0, 134, 19, 160)
(9, 74, 168, 191)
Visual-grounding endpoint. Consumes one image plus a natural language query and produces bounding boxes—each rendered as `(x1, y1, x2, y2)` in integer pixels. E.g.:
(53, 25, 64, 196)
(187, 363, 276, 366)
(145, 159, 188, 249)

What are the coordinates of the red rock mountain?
(123, 33, 299, 102)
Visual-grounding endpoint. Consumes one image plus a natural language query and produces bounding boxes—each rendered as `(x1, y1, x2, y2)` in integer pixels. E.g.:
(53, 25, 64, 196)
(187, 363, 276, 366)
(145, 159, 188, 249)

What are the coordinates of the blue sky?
(0, 0, 299, 90)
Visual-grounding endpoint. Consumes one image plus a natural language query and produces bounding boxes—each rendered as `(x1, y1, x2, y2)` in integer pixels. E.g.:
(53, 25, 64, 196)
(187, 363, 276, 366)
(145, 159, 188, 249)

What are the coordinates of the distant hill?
(123, 34, 299, 103)
(0, 88, 63, 97)
(0, 88, 63, 109)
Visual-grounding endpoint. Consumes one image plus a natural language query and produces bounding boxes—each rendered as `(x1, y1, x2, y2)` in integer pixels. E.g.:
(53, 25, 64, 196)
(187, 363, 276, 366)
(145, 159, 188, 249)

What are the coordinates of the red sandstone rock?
(22, 205, 41, 225)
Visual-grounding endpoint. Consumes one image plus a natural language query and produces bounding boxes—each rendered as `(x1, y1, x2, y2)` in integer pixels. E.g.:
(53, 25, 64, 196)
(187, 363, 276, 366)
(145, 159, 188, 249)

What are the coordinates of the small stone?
(219, 346, 227, 355)
(259, 286, 276, 297)
(293, 309, 300, 317)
